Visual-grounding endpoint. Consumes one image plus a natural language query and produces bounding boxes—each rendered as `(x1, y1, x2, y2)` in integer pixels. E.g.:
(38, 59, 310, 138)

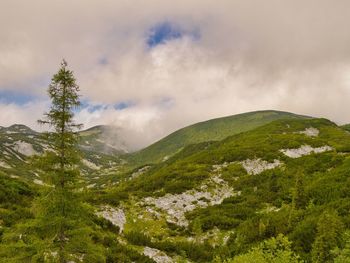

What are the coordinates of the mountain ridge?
(128, 110, 311, 166)
(2, 111, 350, 261)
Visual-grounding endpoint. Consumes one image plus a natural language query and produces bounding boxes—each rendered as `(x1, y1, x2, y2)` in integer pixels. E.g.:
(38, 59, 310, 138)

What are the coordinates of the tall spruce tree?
(20, 60, 104, 262)
(37, 59, 83, 262)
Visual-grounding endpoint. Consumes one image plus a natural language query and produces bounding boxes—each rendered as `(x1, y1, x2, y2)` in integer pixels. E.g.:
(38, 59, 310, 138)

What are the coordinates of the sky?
(1, 0, 350, 150)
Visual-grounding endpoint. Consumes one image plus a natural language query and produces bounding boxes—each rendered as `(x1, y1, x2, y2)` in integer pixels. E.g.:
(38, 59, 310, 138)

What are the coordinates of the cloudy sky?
(1, 0, 350, 149)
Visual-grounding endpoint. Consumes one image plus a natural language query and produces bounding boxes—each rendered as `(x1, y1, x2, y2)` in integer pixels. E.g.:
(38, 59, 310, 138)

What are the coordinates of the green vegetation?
(311, 210, 344, 263)
(0, 62, 155, 262)
(223, 234, 303, 263)
(101, 117, 350, 262)
(2, 100, 350, 262)
(0, 174, 34, 229)
(129, 110, 309, 166)
(340, 124, 350, 132)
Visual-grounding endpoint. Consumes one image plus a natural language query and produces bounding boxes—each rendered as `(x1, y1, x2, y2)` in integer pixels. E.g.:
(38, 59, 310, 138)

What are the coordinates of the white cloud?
(1, 0, 350, 149)
(0, 101, 48, 130)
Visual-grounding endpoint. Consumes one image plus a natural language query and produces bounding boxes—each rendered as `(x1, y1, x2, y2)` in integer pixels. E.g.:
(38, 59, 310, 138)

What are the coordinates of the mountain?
(341, 123, 350, 132)
(3, 112, 350, 262)
(99, 117, 350, 262)
(79, 125, 130, 154)
(129, 110, 309, 166)
(0, 124, 126, 182)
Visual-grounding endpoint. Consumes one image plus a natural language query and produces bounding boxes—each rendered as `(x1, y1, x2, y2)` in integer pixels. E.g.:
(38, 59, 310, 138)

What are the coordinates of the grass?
(128, 110, 309, 166)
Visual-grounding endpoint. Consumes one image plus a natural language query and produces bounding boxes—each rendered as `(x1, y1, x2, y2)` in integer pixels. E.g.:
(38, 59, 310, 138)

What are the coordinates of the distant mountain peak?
(3, 124, 36, 134)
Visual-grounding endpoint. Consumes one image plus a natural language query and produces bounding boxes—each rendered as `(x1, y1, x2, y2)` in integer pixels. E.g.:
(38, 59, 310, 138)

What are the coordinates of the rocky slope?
(97, 117, 350, 262)
(0, 124, 126, 183)
(2, 112, 350, 262)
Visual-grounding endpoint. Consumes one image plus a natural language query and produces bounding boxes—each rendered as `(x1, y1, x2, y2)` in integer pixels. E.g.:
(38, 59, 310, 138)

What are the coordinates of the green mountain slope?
(0, 125, 125, 183)
(3, 112, 350, 262)
(129, 110, 309, 166)
(100, 117, 350, 262)
(341, 123, 350, 132)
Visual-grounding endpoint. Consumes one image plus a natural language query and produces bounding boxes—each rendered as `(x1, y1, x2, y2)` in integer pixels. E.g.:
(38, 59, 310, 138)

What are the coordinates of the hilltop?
(129, 110, 309, 166)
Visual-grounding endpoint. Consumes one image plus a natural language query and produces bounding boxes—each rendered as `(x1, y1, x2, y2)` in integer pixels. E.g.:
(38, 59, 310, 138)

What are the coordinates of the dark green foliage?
(341, 124, 350, 132)
(311, 210, 344, 263)
(292, 171, 306, 210)
(225, 234, 303, 263)
(0, 174, 34, 207)
(125, 231, 153, 246)
(333, 231, 350, 262)
(120, 162, 211, 197)
(0, 174, 34, 228)
(124, 231, 214, 262)
(33, 60, 88, 261)
(187, 197, 255, 231)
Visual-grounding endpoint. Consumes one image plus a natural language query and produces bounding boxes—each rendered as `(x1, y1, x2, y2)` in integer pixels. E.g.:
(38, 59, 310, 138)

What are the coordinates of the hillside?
(129, 110, 309, 166)
(0, 124, 125, 183)
(79, 125, 130, 154)
(2, 113, 350, 261)
(341, 123, 350, 132)
(98, 117, 350, 262)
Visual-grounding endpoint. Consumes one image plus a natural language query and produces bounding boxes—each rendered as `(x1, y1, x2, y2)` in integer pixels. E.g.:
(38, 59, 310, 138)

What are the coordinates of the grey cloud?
(1, 0, 350, 148)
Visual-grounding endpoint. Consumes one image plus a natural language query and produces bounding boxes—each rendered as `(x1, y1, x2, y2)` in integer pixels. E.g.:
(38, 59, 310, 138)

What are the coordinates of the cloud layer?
(1, 0, 350, 149)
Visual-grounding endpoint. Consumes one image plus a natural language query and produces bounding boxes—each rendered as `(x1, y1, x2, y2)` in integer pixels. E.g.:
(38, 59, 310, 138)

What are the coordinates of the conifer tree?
(36, 59, 83, 262)
(0, 61, 144, 262)
(31, 60, 106, 262)
(12, 60, 104, 262)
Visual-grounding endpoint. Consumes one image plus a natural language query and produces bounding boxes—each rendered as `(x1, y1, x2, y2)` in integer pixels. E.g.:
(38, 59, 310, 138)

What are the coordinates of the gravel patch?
(82, 159, 100, 170)
(241, 159, 282, 175)
(280, 145, 333, 158)
(143, 247, 173, 263)
(96, 206, 126, 233)
(298, 127, 319, 137)
(143, 176, 236, 227)
(13, 141, 37, 156)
